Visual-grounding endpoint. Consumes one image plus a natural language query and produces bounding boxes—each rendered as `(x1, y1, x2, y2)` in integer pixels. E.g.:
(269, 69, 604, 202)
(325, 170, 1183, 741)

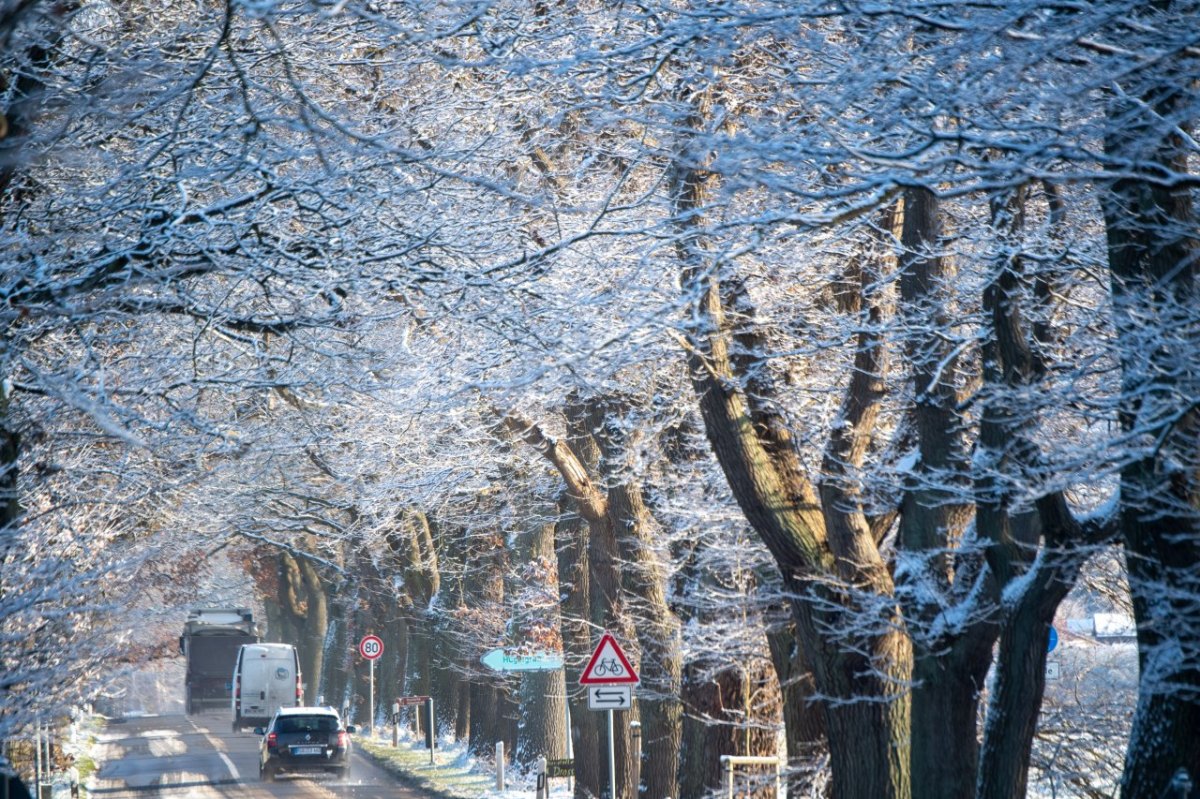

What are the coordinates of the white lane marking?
(187, 717, 242, 782)
(218, 751, 241, 781)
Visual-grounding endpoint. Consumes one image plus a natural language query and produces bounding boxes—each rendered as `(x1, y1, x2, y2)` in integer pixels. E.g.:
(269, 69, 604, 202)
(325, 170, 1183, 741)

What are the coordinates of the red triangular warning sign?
(579, 632, 639, 685)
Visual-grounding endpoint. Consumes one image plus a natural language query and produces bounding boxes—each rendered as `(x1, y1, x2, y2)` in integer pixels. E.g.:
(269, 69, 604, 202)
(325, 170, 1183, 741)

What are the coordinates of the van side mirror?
(345, 725, 356, 734)
(253, 727, 265, 736)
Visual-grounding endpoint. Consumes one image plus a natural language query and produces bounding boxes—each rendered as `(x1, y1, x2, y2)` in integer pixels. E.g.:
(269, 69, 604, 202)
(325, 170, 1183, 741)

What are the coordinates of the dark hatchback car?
(256, 706, 356, 781)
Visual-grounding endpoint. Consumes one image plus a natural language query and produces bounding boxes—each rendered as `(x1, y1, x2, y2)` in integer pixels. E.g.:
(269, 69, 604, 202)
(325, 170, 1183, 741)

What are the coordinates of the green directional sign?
(480, 648, 564, 672)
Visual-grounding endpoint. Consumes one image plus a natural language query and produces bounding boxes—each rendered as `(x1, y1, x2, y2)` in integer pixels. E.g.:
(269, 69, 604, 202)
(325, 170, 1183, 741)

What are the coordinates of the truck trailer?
(180, 607, 259, 714)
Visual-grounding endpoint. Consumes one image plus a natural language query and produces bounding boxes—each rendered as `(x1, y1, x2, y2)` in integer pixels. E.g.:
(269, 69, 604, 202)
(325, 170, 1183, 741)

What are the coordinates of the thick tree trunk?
(455, 677, 471, 741)
(685, 293, 911, 799)
(894, 187, 991, 799)
(910, 647, 990, 799)
(276, 552, 304, 644)
(387, 509, 440, 734)
(791, 589, 908, 799)
(765, 625, 827, 789)
(671, 113, 911, 796)
(519, 670, 568, 762)
(506, 409, 639, 798)
(406, 621, 433, 736)
(469, 677, 501, 758)
(976, 595, 1056, 799)
(297, 559, 327, 705)
(557, 507, 601, 799)
(680, 657, 781, 799)
(587, 519, 636, 799)
(433, 525, 471, 741)
(269, 552, 329, 705)
(515, 517, 568, 764)
(975, 581, 1087, 799)
(464, 527, 511, 758)
(680, 664, 743, 799)
(973, 185, 1100, 798)
(0, 379, 18, 536)
(322, 589, 352, 708)
(587, 397, 683, 799)
(1100, 35, 1200, 796)
(377, 601, 408, 729)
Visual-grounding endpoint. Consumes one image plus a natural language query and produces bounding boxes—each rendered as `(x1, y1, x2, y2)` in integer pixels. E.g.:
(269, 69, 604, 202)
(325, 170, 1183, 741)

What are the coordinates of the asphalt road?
(89, 711, 430, 799)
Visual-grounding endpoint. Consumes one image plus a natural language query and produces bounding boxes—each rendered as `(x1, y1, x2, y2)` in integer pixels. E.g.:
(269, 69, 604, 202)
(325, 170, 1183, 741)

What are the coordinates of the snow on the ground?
(358, 728, 573, 799)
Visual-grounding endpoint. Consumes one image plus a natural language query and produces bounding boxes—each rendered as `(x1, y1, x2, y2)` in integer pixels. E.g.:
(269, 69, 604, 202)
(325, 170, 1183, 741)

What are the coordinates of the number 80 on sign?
(359, 635, 384, 660)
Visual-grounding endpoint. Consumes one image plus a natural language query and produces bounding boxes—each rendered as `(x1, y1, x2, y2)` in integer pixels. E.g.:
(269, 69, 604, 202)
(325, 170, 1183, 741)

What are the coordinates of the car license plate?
(291, 746, 323, 755)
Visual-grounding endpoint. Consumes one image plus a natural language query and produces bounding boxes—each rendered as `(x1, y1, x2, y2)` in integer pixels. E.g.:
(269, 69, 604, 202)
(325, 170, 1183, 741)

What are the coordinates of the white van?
(232, 643, 302, 731)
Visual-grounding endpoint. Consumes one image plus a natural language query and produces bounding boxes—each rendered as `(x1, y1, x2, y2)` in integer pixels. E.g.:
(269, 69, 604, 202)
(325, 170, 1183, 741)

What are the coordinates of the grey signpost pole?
(392, 701, 400, 746)
(607, 708, 616, 799)
(581, 633, 637, 799)
(428, 696, 436, 765)
(630, 720, 642, 797)
(564, 685, 573, 759)
(359, 635, 383, 735)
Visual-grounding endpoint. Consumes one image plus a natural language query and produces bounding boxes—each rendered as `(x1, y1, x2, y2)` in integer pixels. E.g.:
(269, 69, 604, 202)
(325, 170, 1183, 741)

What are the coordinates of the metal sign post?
(359, 635, 384, 734)
(425, 695, 436, 765)
(392, 701, 400, 746)
(396, 694, 435, 763)
(607, 709, 616, 799)
(579, 632, 639, 799)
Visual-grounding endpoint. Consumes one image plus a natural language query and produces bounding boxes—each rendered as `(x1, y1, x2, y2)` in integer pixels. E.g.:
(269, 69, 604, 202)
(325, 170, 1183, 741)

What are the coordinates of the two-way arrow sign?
(588, 685, 632, 710)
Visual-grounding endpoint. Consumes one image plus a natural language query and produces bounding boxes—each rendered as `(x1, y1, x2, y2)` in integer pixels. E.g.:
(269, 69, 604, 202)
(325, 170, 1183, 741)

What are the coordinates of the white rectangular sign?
(588, 685, 632, 711)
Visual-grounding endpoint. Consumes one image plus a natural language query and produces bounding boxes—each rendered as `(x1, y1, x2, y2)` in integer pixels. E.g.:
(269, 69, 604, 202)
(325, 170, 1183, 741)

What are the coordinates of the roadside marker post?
(536, 756, 548, 799)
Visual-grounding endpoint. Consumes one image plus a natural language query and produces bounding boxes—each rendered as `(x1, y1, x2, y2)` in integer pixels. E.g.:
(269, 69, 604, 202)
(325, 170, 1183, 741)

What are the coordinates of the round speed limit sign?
(359, 634, 384, 660)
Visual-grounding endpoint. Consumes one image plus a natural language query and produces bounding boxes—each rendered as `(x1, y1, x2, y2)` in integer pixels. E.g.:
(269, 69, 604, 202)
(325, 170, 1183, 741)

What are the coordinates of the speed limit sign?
(359, 634, 384, 660)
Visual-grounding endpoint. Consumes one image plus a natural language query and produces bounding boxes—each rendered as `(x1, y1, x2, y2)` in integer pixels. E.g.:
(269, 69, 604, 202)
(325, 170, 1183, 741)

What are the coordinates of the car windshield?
(277, 716, 337, 734)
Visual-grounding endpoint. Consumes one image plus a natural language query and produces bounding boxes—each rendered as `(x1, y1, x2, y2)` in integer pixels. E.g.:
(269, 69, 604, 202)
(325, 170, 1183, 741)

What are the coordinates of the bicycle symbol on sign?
(593, 657, 625, 677)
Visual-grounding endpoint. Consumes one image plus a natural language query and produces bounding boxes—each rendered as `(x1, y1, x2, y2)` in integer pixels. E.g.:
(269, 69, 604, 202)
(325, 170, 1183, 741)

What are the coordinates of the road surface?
(89, 711, 430, 799)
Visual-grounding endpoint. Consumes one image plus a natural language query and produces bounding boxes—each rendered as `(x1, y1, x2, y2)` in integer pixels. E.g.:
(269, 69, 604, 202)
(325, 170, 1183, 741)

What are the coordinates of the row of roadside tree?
(1, 3, 1197, 799)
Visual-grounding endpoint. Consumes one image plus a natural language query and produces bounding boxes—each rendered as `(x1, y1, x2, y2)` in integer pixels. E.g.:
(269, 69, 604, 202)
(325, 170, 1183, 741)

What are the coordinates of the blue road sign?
(1048, 626, 1058, 653)
(480, 649, 564, 672)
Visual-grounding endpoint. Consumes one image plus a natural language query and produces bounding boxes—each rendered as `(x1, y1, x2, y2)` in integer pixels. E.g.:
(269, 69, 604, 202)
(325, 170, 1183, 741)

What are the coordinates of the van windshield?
(277, 715, 337, 734)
